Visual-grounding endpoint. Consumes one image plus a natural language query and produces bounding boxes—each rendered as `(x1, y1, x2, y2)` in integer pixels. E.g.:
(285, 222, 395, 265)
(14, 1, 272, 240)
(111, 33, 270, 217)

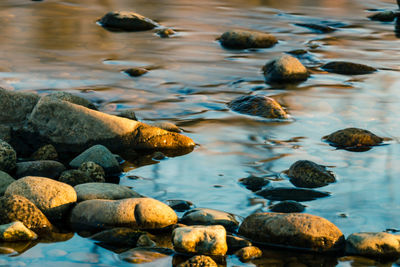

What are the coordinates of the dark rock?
(288, 160, 336, 188)
(0, 125, 11, 143)
(58, 170, 93, 186)
(15, 160, 66, 179)
(181, 208, 239, 232)
(219, 29, 278, 49)
(74, 182, 141, 202)
(0, 140, 16, 173)
(321, 61, 377, 75)
(256, 187, 330, 201)
(323, 128, 383, 149)
(263, 55, 309, 83)
(239, 175, 270, 191)
(157, 28, 175, 38)
(235, 246, 262, 262)
(368, 11, 396, 22)
(118, 109, 138, 120)
(124, 68, 148, 77)
(0, 171, 15, 196)
(45, 92, 97, 110)
(269, 200, 305, 213)
(136, 234, 156, 247)
(90, 227, 145, 247)
(78, 161, 105, 182)
(166, 199, 193, 212)
(294, 23, 336, 33)
(228, 95, 288, 119)
(0, 88, 39, 125)
(99, 11, 158, 31)
(287, 49, 308, 55)
(177, 255, 218, 267)
(30, 144, 58, 161)
(227, 234, 252, 252)
(152, 151, 166, 160)
(346, 232, 400, 259)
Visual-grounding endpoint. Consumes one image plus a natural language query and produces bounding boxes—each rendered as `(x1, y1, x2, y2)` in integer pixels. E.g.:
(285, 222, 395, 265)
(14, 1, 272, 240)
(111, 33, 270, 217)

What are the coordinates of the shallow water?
(1, 0, 400, 265)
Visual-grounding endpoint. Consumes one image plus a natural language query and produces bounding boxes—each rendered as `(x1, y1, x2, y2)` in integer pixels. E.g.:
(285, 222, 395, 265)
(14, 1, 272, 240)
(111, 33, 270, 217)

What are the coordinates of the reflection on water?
(1, 0, 400, 265)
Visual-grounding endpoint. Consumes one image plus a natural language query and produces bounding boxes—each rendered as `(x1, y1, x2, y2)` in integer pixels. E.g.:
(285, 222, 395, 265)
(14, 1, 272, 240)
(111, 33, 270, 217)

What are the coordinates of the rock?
(5, 176, 77, 221)
(294, 23, 335, 33)
(166, 199, 193, 212)
(119, 247, 173, 264)
(219, 29, 278, 49)
(0, 125, 11, 143)
(228, 95, 288, 119)
(157, 28, 175, 38)
(70, 197, 177, 230)
(181, 208, 239, 232)
(118, 109, 138, 121)
(263, 55, 309, 83)
(74, 182, 141, 202)
(239, 213, 345, 252)
(59, 170, 94, 186)
(99, 11, 158, 31)
(288, 160, 336, 188)
(0, 171, 14, 196)
(0, 88, 39, 124)
(78, 161, 106, 182)
(177, 255, 218, 267)
(235, 246, 262, 262)
(15, 160, 66, 179)
(239, 175, 270, 191)
(45, 92, 97, 110)
(269, 200, 305, 213)
(137, 234, 156, 247)
(30, 144, 58, 161)
(256, 187, 330, 201)
(0, 195, 53, 232)
(0, 140, 16, 173)
(322, 128, 383, 149)
(368, 11, 396, 22)
(0, 221, 37, 241)
(226, 235, 252, 252)
(90, 227, 145, 247)
(152, 151, 166, 160)
(172, 225, 228, 256)
(321, 61, 376, 75)
(124, 68, 148, 77)
(150, 122, 181, 133)
(346, 232, 400, 259)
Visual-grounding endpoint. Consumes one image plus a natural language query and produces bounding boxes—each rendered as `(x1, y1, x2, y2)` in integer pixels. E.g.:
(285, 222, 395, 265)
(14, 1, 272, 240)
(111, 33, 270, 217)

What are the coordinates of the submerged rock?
(74, 182, 141, 202)
(90, 227, 145, 247)
(228, 95, 288, 119)
(30, 144, 58, 161)
(166, 199, 193, 212)
(238, 175, 270, 191)
(219, 29, 278, 49)
(99, 11, 158, 31)
(0, 88, 39, 125)
(0, 140, 16, 173)
(0, 171, 15, 196)
(262, 55, 309, 83)
(288, 160, 336, 188)
(323, 128, 383, 149)
(346, 232, 400, 259)
(15, 160, 66, 179)
(177, 255, 218, 267)
(157, 28, 175, 38)
(321, 61, 377, 75)
(269, 200, 306, 213)
(239, 213, 345, 252)
(181, 208, 240, 232)
(124, 68, 148, 77)
(256, 187, 330, 201)
(0, 221, 37, 242)
(235, 246, 262, 262)
(294, 23, 336, 33)
(119, 247, 173, 264)
(368, 11, 396, 22)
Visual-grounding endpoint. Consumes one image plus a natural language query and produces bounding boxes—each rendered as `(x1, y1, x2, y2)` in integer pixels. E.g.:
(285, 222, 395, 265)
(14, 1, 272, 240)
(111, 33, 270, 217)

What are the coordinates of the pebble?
(124, 68, 148, 77)
(166, 199, 193, 212)
(99, 11, 158, 31)
(294, 23, 336, 33)
(58, 170, 94, 186)
(177, 255, 218, 267)
(219, 29, 278, 49)
(235, 246, 262, 262)
(226, 234, 252, 252)
(323, 127, 383, 149)
(78, 161, 106, 182)
(228, 95, 288, 119)
(30, 144, 58, 161)
(119, 247, 173, 264)
(321, 61, 377, 75)
(0, 221, 37, 241)
(269, 200, 306, 213)
(90, 227, 145, 247)
(238, 175, 270, 191)
(262, 55, 309, 83)
(157, 28, 176, 38)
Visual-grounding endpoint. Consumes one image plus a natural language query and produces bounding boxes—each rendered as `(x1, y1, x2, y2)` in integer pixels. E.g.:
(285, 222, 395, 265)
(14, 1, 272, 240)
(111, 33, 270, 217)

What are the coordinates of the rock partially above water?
(269, 200, 305, 213)
(238, 175, 270, 191)
(124, 68, 148, 77)
(262, 55, 309, 83)
(74, 182, 141, 202)
(15, 160, 66, 179)
(99, 11, 158, 31)
(235, 246, 262, 262)
(166, 199, 193, 212)
(90, 227, 145, 247)
(227, 234, 252, 252)
(228, 95, 288, 119)
(177, 255, 218, 267)
(0, 221, 37, 242)
(219, 29, 278, 49)
(256, 187, 330, 201)
(323, 128, 383, 149)
(321, 61, 377, 75)
(294, 23, 336, 33)
(288, 160, 336, 188)
(368, 11, 397, 22)
(239, 213, 345, 252)
(181, 208, 240, 232)
(346, 232, 400, 259)
(0, 140, 16, 173)
(157, 28, 175, 38)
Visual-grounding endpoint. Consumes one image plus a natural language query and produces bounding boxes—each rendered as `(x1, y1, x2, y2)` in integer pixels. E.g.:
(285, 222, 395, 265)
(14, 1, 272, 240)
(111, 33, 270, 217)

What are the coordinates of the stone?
(239, 213, 345, 252)
(150, 122, 181, 133)
(166, 199, 193, 212)
(172, 225, 228, 256)
(118, 109, 138, 121)
(0, 140, 16, 173)
(181, 208, 239, 232)
(90, 227, 145, 247)
(346, 232, 400, 259)
(0, 171, 14, 196)
(45, 92, 97, 110)
(294, 23, 335, 33)
(99, 11, 158, 31)
(238, 175, 270, 191)
(30, 144, 58, 161)
(323, 128, 383, 149)
(321, 61, 377, 75)
(288, 160, 336, 188)
(152, 151, 166, 160)
(137, 234, 156, 247)
(235, 246, 262, 262)
(226, 234, 252, 252)
(263, 55, 309, 83)
(15, 160, 66, 179)
(0, 195, 53, 232)
(219, 29, 278, 49)
(228, 95, 288, 119)
(0, 125, 11, 142)
(368, 11, 396, 22)
(124, 68, 148, 77)
(0, 88, 39, 124)
(5, 176, 77, 221)
(59, 170, 94, 186)
(177, 255, 218, 267)
(74, 182, 141, 202)
(70, 197, 178, 230)
(119, 247, 173, 264)
(269, 200, 306, 213)
(256, 187, 330, 201)
(78, 161, 106, 182)
(0, 221, 37, 241)
(157, 28, 175, 38)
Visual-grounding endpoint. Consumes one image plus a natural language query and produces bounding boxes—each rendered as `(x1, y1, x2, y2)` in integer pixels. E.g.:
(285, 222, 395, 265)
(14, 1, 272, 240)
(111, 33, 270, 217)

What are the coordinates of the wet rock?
(150, 122, 181, 133)
(124, 68, 148, 77)
(119, 247, 173, 264)
(172, 225, 228, 256)
(239, 175, 270, 191)
(74, 182, 141, 202)
(235, 246, 262, 262)
(228, 95, 288, 119)
(15, 160, 66, 179)
(294, 23, 336, 33)
(0, 171, 15, 196)
(368, 11, 396, 22)
(239, 213, 345, 252)
(78, 161, 106, 182)
(256, 187, 330, 201)
(287, 49, 308, 55)
(59, 170, 94, 186)
(219, 29, 278, 49)
(0, 88, 39, 124)
(5, 176, 77, 221)
(0, 140, 16, 173)
(181, 208, 239, 232)
(166, 199, 193, 212)
(0, 221, 37, 241)
(157, 28, 175, 38)
(70, 197, 178, 230)
(262, 55, 309, 83)
(90, 227, 145, 247)
(323, 128, 383, 149)
(45, 92, 97, 110)
(137, 234, 156, 247)
(269, 200, 305, 213)
(288, 160, 336, 188)
(346, 232, 400, 259)
(321, 61, 377, 75)
(0, 195, 53, 232)
(227, 234, 252, 251)
(99, 11, 158, 31)
(177, 255, 218, 267)
(152, 151, 166, 160)
(30, 144, 58, 161)
(118, 109, 138, 121)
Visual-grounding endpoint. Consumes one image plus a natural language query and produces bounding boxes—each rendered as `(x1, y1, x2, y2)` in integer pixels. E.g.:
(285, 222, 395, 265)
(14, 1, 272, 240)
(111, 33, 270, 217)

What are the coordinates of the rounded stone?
(346, 232, 400, 259)
(239, 175, 270, 191)
(288, 160, 336, 188)
(368, 11, 396, 22)
(119, 247, 173, 264)
(321, 61, 376, 75)
(269, 200, 306, 213)
(228, 95, 288, 119)
(124, 68, 148, 77)
(0, 140, 16, 173)
(0, 221, 37, 241)
(219, 29, 278, 49)
(90, 227, 145, 247)
(74, 182, 141, 202)
(262, 55, 309, 83)
(166, 199, 193, 212)
(15, 160, 66, 179)
(181, 208, 240, 232)
(235, 246, 262, 262)
(323, 128, 383, 148)
(99, 11, 158, 31)
(118, 109, 138, 121)
(177, 255, 218, 267)
(0, 171, 15, 196)
(227, 234, 252, 252)
(157, 28, 175, 38)
(30, 144, 58, 161)
(78, 161, 106, 183)
(59, 170, 94, 186)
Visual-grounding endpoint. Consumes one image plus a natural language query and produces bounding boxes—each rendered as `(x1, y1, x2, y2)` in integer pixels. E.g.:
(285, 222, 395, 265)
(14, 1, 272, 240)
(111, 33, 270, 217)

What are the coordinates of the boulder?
(0, 88, 39, 124)
(323, 128, 383, 149)
(235, 246, 262, 262)
(177, 255, 218, 267)
(172, 225, 228, 256)
(74, 182, 141, 202)
(256, 187, 330, 201)
(90, 227, 145, 247)
(58, 170, 94, 186)
(263, 55, 309, 83)
(219, 29, 278, 49)
(99, 11, 158, 31)
(0, 125, 11, 142)
(346, 232, 400, 259)
(269, 200, 305, 213)
(0, 171, 15, 196)
(239, 213, 345, 252)
(0, 140, 16, 173)
(321, 61, 376, 75)
(181, 208, 240, 232)
(15, 160, 66, 179)
(30, 144, 58, 161)
(0, 221, 37, 241)
(228, 95, 288, 119)
(78, 161, 105, 182)
(288, 160, 336, 188)
(5, 176, 77, 221)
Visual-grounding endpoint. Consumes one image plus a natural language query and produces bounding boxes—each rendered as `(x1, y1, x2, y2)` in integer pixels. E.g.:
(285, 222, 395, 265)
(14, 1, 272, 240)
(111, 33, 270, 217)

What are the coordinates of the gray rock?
(323, 128, 383, 149)
(119, 247, 173, 264)
(172, 225, 228, 256)
(227, 234, 252, 252)
(118, 109, 138, 120)
(177, 255, 218, 267)
(70, 197, 177, 231)
(90, 227, 145, 247)
(321, 61, 377, 75)
(0, 221, 37, 241)
(30, 144, 58, 161)
(74, 182, 141, 202)
(269, 200, 305, 213)
(15, 160, 66, 179)
(288, 160, 336, 188)
(124, 68, 148, 77)
(239, 175, 270, 191)
(228, 95, 288, 119)
(235, 246, 262, 262)
(45, 92, 97, 110)
(78, 161, 105, 182)
(262, 55, 309, 83)
(166, 199, 193, 212)
(0, 140, 16, 173)
(0, 88, 39, 124)
(0, 171, 15, 196)
(99, 11, 158, 31)
(59, 170, 94, 186)
(181, 208, 240, 232)
(219, 29, 278, 49)
(368, 11, 396, 22)
(5, 176, 77, 221)
(346, 232, 400, 259)
(256, 187, 330, 201)
(239, 213, 345, 252)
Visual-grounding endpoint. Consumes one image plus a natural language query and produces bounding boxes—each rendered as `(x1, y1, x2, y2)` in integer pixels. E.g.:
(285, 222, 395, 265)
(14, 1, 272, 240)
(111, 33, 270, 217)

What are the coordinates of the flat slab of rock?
(74, 182, 141, 202)
(0, 88, 39, 124)
(0, 171, 15, 196)
(0, 221, 37, 241)
(321, 61, 376, 75)
(172, 225, 228, 256)
(263, 55, 309, 83)
(288, 160, 335, 188)
(15, 160, 66, 179)
(70, 197, 177, 230)
(323, 128, 383, 149)
(0, 140, 16, 173)
(99, 11, 158, 31)
(346, 232, 400, 259)
(256, 187, 330, 201)
(219, 29, 278, 49)
(239, 213, 345, 252)
(181, 208, 240, 232)
(228, 95, 288, 119)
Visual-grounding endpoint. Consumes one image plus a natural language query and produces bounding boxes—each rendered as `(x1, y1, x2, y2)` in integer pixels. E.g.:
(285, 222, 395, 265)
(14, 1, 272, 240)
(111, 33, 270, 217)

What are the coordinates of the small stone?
(90, 228, 145, 247)
(0, 221, 37, 241)
(256, 187, 330, 201)
(288, 160, 336, 188)
(177, 255, 218, 267)
(78, 161, 105, 182)
(166, 199, 193, 212)
(118, 109, 138, 121)
(99, 11, 158, 31)
(74, 182, 141, 202)
(226, 235, 252, 251)
(150, 122, 181, 133)
(15, 160, 66, 179)
(238, 175, 270, 191)
(219, 29, 278, 49)
(228, 95, 288, 119)
(262, 55, 309, 83)
(0, 140, 16, 173)
(269, 200, 305, 213)
(235, 246, 262, 262)
(323, 128, 383, 149)
(59, 170, 93, 186)
(124, 68, 148, 77)
(0, 247, 16, 254)
(137, 234, 156, 247)
(294, 23, 336, 33)
(157, 28, 175, 38)
(30, 144, 58, 161)
(321, 61, 377, 75)
(287, 49, 308, 55)
(45, 92, 97, 110)
(368, 11, 396, 22)
(152, 151, 166, 160)
(346, 232, 400, 259)
(181, 208, 239, 232)
(0, 171, 15, 196)
(119, 247, 173, 264)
